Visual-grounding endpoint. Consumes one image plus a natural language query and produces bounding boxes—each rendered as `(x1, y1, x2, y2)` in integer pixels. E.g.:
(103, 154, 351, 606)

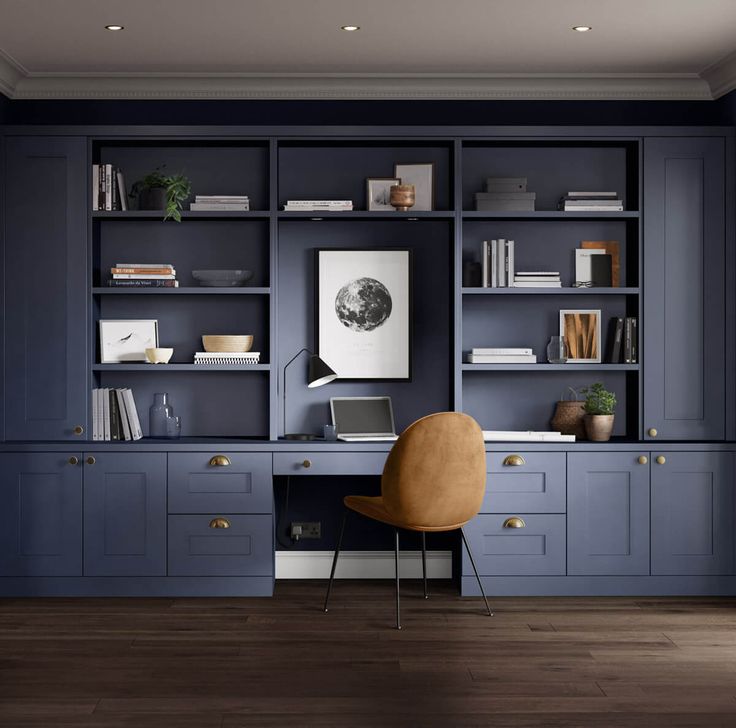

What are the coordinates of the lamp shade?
(307, 355, 337, 388)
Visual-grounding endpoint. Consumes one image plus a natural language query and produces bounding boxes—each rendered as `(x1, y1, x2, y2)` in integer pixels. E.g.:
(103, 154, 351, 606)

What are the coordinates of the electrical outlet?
(291, 521, 321, 539)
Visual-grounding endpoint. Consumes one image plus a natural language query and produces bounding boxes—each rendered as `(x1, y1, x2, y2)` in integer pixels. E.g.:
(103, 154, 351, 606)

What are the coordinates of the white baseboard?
(275, 550, 452, 580)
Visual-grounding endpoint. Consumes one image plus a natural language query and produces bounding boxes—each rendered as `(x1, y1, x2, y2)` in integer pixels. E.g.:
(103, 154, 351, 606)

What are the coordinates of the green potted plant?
(581, 382, 617, 441)
(130, 167, 191, 222)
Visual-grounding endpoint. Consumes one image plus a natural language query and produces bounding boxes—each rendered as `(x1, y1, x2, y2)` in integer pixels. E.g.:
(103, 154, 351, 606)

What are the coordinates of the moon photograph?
(335, 277, 392, 332)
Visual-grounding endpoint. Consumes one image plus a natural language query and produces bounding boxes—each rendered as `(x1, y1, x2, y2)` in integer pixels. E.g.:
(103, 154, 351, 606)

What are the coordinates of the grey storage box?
(474, 191, 536, 211)
(485, 177, 527, 192)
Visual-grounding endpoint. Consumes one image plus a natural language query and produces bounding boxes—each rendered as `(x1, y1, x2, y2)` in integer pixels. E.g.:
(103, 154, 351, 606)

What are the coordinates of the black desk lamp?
(282, 348, 337, 440)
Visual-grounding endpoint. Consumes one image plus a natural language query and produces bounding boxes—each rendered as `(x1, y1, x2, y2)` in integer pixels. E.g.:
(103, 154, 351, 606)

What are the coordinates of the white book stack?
(513, 271, 561, 288)
(194, 351, 261, 365)
(559, 191, 624, 212)
(482, 430, 575, 442)
(190, 195, 250, 211)
(481, 239, 515, 287)
(468, 347, 537, 364)
(282, 200, 353, 212)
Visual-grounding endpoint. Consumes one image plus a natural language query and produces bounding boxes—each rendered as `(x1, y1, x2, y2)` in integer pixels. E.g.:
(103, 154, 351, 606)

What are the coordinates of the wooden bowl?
(201, 335, 254, 353)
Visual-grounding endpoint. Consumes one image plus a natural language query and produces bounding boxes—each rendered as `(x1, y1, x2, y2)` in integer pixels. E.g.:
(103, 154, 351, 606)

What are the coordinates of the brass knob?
(209, 455, 231, 467)
(86, 456, 96, 466)
(638, 455, 648, 465)
(503, 454, 526, 467)
(209, 517, 231, 529)
(503, 517, 526, 529)
(302, 459, 312, 469)
(648, 428, 658, 437)
(68, 456, 79, 466)
(73, 425, 84, 436)
(656, 455, 666, 465)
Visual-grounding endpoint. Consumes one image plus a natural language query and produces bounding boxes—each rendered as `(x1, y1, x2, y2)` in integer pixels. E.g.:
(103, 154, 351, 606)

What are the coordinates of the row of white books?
(190, 195, 250, 211)
(468, 347, 537, 364)
(483, 430, 575, 442)
(481, 239, 515, 287)
(282, 200, 353, 211)
(558, 191, 624, 212)
(194, 352, 261, 365)
(92, 388, 143, 441)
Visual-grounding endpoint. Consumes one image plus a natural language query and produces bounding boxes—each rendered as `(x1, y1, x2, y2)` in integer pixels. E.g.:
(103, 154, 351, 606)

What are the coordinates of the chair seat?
(343, 495, 468, 532)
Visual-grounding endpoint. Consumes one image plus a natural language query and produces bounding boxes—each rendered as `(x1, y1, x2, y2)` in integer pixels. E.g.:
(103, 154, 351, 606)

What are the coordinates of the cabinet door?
(651, 452, 733, 575)
(567, 453, 650, 576)
(4, 137, 88, 440)
(83, 453, 167, 576)
(0, 453, 82, 576)
(643, 137, 725, 440)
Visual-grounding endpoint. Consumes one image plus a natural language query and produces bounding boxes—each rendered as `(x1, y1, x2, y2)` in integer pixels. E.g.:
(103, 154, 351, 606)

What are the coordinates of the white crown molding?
(275, 550, 452, 580)
(702, 50, 736, 99)
(1, 72, 715, 101)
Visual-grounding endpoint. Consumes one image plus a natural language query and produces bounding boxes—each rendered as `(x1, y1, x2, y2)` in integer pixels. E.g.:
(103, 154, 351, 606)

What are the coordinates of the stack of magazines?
(194, 352, 261, 365)
(282, 200, 353, 212)
(467, 347, 537, 364)
(92, 388, 143, 441)
(558, 191, 624, 212)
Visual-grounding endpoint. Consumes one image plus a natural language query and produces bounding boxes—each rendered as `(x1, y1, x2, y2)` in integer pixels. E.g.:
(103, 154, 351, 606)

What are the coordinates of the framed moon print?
(316, 248, 412, 380)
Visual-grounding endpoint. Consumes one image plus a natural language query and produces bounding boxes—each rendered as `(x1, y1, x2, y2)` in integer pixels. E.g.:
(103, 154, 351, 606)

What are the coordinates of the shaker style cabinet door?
(0, 453, 83, 576)
(3, 136, 88, 440)
(83, 453, 167, 576)
(567, 453, 650, 576)
(643, 137, 726, 440)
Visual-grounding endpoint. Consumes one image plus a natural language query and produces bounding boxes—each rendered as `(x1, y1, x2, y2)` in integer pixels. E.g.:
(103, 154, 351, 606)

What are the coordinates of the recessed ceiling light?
(105, 24, 124, 31)
(572, 25, 592, 32)
(341, 25, 360, 32)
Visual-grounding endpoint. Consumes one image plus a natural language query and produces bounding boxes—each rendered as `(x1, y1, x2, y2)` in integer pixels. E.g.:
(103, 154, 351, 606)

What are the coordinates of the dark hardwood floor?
(2, 581, 736, 727)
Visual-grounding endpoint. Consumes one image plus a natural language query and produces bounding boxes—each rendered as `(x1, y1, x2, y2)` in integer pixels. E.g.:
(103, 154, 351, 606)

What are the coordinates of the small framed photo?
(99, 319, 159, 363)
(366, 177, 401, 212)
(394, 163, 435, 211)
(559, 309, 601, 363)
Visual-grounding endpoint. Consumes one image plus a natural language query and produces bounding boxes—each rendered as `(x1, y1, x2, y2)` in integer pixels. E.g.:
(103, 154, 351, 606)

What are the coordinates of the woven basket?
(551, 388, 587, 439)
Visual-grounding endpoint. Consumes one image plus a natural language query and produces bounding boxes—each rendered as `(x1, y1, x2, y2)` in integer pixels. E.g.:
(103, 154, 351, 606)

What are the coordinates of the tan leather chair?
(323, 412, 492, 628)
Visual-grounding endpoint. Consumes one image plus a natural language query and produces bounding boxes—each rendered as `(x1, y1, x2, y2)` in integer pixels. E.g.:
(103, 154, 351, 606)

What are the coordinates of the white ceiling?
(1, 0, 735, 100)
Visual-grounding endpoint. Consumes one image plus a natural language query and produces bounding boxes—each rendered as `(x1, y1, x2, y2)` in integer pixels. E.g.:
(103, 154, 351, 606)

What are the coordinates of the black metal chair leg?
(460, 527, 493, 616)
(395, 528, 401, 630)
(421, 531, 428, 599)
(323, 510, 348, 612)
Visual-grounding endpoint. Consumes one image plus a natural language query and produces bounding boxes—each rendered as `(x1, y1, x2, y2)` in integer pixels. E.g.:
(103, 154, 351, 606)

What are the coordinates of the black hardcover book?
(109, 389, 120, 441)
(111, 166, 119, 211)
(631, 317, 638, 363)
(623, 317, 632, 363)
(591, 254, 612, 287)
(605, 317, 624, 363)
(98, 164, 105, 210)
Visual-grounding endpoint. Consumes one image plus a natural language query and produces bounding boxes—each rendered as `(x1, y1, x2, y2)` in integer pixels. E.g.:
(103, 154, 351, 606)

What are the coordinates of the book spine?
(117, 170, 129, 211)
(92, 389, 100, 441)
(497, 239, 507, 287)
(623, 318, 632, 363)
(99, 165, 105, 210)
(106, 279, 179, 287)
(116, 389, 132, 441)
(109, 390, 120, 441)
(481, 241, 488, 288)
(111, 166, 119, 210)
(105, 164, 112, 211)
(112, 273, 176, 280)
(123, 389, 143, 440)
(111, 268, 176, 275)
(490, 240, 497, 288)
(103, 388, 111, 441)
(507, 240, 514, 284)
(631, 318, 638, 363)
(91, 165, 99, 211)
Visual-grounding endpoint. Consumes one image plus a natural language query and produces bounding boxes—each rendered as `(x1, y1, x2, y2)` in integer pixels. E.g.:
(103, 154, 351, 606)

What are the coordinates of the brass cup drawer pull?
(209, 455, 231, 467)
(638, 455, 648, 465)
(302, 459, 312, 469)
(209, 517, 231, 529)
(503, 517, 526, 529)
(503, 454, 525, 467)
(68, 456, 79, 466)
(656, 455, 666, 465)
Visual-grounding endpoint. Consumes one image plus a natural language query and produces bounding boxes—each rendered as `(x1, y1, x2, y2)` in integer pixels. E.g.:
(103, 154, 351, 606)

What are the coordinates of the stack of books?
(107, 262, 178, 288)
(468, 347, 537, 364)
(92, 388, 143, 441)
(605, 317, 638, 363)
(513, 271, 561, 288)
(282, 200, 353, 212)
(481, 239, 515, 287)
(190, 195, 249, 211)
(194, 352, 261, 365)
(475, 177, 536, 212)
(92, 164, 129, 211)
(483, 430, 575, 442)
(559, 191, 624, 212)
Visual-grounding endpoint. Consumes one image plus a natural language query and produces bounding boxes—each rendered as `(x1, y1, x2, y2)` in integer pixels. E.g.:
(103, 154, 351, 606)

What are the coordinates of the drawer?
(168, 453, 272, 514)
(168, 514, 273, 577)
(273, 451, 388, 476)
(481, 452, 566, 513)
(462, 514, 566, 576)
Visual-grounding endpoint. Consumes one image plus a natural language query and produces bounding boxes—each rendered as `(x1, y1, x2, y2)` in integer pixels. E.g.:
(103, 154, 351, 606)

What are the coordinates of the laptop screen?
(331, 397, 395, 436)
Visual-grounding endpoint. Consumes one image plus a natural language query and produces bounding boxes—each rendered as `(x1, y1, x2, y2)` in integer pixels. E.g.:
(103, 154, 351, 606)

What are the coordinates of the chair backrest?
(380, 412, 486, 530)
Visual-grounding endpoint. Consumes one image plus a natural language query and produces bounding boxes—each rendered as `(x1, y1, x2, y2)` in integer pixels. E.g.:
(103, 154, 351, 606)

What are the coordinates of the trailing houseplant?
(130, 167, 191, 222)
(580, 382, 617, 441)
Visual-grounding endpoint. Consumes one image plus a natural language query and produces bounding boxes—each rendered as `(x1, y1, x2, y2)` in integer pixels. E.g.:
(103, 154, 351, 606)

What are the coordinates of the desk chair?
(323, 412, 492, 629)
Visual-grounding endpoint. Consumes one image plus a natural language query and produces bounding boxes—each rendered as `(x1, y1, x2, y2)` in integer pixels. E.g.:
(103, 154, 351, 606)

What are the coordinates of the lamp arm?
(282, 348, 313, 437)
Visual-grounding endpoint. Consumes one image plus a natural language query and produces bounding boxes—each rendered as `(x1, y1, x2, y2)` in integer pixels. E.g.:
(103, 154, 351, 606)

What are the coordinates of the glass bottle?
(547, 336, 569, 364)
(149, 393, 173, 437)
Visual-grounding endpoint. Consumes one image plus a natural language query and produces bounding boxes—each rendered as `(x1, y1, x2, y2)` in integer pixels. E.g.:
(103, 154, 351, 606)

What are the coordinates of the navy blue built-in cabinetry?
(1, 125, 734, 598)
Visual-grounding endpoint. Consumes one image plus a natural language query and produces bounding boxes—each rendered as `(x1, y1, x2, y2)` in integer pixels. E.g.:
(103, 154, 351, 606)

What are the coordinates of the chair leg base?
(460, 526, 494, 617)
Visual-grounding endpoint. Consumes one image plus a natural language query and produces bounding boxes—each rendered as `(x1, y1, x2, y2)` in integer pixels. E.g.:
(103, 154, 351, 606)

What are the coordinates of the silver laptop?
(330, 396, 399, 442)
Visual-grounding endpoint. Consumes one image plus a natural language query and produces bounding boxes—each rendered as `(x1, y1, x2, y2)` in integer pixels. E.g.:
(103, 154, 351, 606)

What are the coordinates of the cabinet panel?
(4, 137, 88, 440)
(0, 453, 82, 576)
(643, 137, 725, 440)
(651, 452, 733, 575)
(567, 453, 650, 576)
(168, 453, 272, 514)
(83, 453, 167, 576)
(462, 514, 565, 576)
(273, 451, 387, 476)
(482, 452, 566, 513)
